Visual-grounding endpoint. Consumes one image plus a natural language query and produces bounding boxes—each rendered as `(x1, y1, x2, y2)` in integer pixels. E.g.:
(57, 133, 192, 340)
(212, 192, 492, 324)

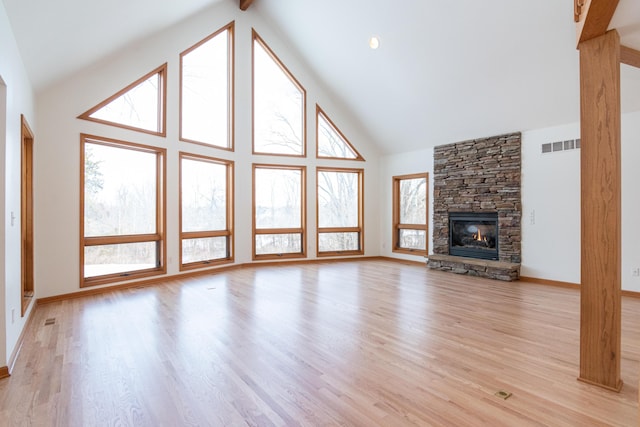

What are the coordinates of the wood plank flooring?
(1, 260, 638, 426)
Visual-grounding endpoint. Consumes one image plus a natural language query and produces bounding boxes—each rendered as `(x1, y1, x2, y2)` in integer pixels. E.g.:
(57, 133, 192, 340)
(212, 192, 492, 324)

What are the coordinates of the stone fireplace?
(427, 133, 521, 281)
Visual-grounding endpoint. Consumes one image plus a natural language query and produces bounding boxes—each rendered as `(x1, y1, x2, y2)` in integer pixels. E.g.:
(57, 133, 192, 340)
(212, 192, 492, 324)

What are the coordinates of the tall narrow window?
(180, 22, 234, 150)
(78, 64, 167, 136)
(252, 30, 306, 157)
(81, 134, 166, 286)
(317, 168, 364, 256)
(253, 164, 306, 259)
(180, 152, 233, 269)
(393, 173, 428, 255)
(316, 105, 363, 160)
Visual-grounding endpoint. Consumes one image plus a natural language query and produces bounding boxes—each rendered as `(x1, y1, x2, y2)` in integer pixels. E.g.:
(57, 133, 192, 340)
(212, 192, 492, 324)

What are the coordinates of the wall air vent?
(541, 138, 581, 154)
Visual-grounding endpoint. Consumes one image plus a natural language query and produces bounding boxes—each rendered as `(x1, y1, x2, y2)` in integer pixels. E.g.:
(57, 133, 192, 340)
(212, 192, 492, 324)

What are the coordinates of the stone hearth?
(427, 132, 522, 281)
(427, 254, 520, 281)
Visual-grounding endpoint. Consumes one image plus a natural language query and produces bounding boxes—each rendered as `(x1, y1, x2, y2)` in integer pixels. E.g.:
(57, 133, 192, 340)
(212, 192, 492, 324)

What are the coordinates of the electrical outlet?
(633, 268, 640, 277)
(529, 210, 535, 225)
(11, 308, 15, 324)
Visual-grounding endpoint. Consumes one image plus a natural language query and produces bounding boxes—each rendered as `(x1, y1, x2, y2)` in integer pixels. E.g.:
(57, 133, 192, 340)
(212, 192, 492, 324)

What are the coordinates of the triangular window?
(180, 22, 233, 149)
(316, 106, 363, 160)
(78, 64, 167, 136)
(252, 30, 306, 157)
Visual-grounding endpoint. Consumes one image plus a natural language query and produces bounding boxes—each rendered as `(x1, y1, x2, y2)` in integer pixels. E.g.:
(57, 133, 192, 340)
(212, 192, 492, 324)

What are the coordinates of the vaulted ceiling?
(3, 0, 639, 154)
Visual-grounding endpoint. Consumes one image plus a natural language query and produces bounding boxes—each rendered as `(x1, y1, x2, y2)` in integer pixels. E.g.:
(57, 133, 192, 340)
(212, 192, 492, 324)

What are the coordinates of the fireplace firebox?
(449, 212, 498, 260)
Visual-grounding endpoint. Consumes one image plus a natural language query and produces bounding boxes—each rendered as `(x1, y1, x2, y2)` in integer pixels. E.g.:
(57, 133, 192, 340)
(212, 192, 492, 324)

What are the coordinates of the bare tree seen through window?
(317, 107, 362, 160)
(181, 156, 231, 265)
(393, 174, 428, 253)
(254, 166, 304, 256)
(253, 33, 304, 156)
(83, 140, 161, 278)
(181, 25, 230, 148)
(317, 169, 362, 253)
(89, 73, 161, 133)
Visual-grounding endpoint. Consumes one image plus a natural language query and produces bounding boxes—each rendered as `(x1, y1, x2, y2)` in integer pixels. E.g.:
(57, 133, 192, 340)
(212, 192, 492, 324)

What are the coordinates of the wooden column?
(578, 29, 622, 392)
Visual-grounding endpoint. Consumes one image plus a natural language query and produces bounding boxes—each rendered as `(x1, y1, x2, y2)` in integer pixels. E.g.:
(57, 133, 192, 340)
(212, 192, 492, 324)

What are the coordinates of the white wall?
(621, 111, 640, 292)
(521, 123, 581, 283)
(35, 2, 381, 299)
(380, 111, 640, 292)
(0, 1, 36, 367)
(521, 111, 640, 291)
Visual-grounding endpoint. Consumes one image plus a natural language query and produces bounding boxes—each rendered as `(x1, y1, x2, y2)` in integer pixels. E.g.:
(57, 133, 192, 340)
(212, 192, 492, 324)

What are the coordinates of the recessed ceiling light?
(369, 36, 380, 50)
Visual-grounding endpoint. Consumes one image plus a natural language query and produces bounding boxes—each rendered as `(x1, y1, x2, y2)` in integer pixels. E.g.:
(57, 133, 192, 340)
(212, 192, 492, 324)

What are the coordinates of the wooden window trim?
(316, 167, 364, 257)
(84, 234, 162, 246)
(318, 227, 361, 234)
(80, 134, 167, 287)
(78, 64, 168, 137)
(182, 230, 231, 239)
(251, 29, 307, 158)
(179, 22, 235, 151)
(252, 163, 307, 260)
(179, 151, 234, 271)
(21, 115, 35, 315)
(392, 172, 428, 256)
(255, 227, 304, 235)
(315, 105, 364, 161)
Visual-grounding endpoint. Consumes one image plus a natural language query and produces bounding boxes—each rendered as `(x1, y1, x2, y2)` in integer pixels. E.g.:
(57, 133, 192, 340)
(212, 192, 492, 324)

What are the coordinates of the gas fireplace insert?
(448, 212, 499, 260)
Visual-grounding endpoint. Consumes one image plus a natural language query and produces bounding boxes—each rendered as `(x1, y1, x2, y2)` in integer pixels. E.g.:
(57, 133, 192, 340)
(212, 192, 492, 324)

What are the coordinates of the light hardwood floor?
(1, 260, 638, 426)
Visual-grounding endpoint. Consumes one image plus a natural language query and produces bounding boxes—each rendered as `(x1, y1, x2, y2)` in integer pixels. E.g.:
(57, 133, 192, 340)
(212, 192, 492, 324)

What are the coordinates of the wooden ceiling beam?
(620, 45, 640, 68)
(240, 0, 254, 11)
(575, 0, 620, 46)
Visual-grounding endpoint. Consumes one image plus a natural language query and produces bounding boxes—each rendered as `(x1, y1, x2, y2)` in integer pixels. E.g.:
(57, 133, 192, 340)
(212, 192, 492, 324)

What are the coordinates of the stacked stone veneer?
(429, 132, 522, 279)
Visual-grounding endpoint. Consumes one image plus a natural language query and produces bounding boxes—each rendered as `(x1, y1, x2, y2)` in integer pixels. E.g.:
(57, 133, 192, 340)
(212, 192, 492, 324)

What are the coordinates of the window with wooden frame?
(316, 105, 364, 161)
(317, 167, 364, 256)
(393, 173, 428, 255)
(180, 22, 234, 150)
(180, 152, 233, 270)
(78, 64, 167, 136)
(252, 30, 306, 157)
(253, 164, 306, 259)
(81, 134, 166, 286)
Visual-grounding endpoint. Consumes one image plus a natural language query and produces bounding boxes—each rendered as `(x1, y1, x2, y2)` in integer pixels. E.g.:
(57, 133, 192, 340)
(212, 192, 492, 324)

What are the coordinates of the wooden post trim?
(578, 29, 622, 392)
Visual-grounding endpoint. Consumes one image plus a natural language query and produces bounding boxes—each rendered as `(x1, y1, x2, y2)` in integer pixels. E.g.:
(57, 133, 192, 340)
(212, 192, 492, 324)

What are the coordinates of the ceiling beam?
(575, 0, 620, 45)
(620, 45, 640, 68)
(240, 0, 254, 11)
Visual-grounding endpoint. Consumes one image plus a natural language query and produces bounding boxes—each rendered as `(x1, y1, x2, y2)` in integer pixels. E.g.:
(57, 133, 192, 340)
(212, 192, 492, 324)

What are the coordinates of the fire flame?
(473, 229, 488, 243)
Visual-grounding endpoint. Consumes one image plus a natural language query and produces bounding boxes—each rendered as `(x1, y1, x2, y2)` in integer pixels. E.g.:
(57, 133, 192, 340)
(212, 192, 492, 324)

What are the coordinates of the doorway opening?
(21, 115, 34, 315)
